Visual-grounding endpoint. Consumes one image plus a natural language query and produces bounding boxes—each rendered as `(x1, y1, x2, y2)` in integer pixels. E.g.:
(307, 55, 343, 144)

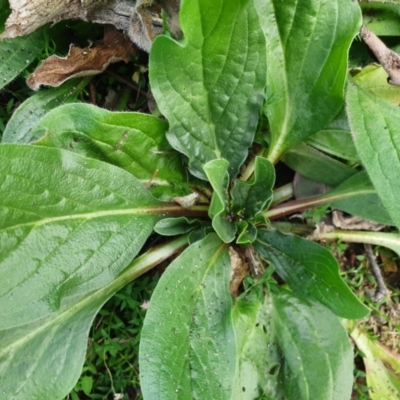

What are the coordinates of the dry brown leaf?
(229, 247, 249, 297)
(27, 26, 135, 90)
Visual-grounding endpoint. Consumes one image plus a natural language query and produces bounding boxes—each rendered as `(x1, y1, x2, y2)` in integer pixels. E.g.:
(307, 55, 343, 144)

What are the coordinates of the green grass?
(66, 273, 159, 400)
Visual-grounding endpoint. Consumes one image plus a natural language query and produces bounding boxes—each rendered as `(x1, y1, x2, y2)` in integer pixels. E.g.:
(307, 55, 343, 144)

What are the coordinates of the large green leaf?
(0, 28, 44, 91)
(263, 0, 361, 163)
(0, 144, 172, 399)
(254, 229, 369, 319)
(2, 79, 89, 144)
(347, 82, 400, 230)
(271, 290, 354, 400)
(139, 234, 236, 400)
(30, 103, 188, 199)
(149, 0, 267, 180)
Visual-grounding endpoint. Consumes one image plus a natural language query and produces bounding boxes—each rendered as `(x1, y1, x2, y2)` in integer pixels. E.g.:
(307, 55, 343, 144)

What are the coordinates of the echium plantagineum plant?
(3, 0, 400, 398)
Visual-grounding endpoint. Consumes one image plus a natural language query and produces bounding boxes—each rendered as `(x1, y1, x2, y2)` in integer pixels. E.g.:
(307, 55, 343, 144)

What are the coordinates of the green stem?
(271, 183, 293, 206)
(113, 234, 190, 290)
(115, 87, 132, 111)
(312, 229, 400, 256)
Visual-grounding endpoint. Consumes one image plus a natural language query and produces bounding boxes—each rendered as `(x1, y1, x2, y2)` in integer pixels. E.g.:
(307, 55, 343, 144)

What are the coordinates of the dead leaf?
(361, 25, 400, 87)
(229, 247, 249, 296)
(332, 210, 386, 231)
(27, 26, 135, 90)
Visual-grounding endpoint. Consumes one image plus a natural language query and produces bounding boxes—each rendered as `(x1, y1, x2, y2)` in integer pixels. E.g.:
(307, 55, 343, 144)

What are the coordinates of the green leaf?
(254, 229, 369, 319)
(0, 144, 172, 399)
(353, 64, 400, 105)
(236, 221, 258, 244)
(231, 157, 275, 221)
(149, 0, 267, 180)
(282, 143, 356, 186)
(232, 296, 283, 400)
(0, 29, 45, 90)
(327, 171, 393, 226)
(267, 171, 392, 225)
(139, 234, 236, 400)
(2, 79, 89, 144)
(347, 82, 400, 230)
(271, 290, 354, 400)
(306, 108, 358, 163)
(263, 0, 361, 163)
(30, 103, 188, 199)
(204, 159, 236, 243)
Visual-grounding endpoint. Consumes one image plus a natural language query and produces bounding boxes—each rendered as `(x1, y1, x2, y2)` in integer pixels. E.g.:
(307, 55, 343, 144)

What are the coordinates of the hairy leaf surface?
(347, 83, 400, 229)
(0, 144, 167, 399)
(149, 0, 267, 179)
(254, 229, 369, 319)
(140, 234, 236, 400)
(263, 0, 361, 162)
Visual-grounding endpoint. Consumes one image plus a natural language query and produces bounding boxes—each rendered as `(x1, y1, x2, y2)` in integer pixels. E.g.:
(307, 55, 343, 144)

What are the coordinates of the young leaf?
(0, 144, 171, 399)
(263, 0, 361, 163)
(30, 103, 188, 199)
(2, 78, 89, 144)
(271, 290, 354, 400)
(139, 234, 236, 400)
(154, 216, 203, 236)
(347, 82, 400, 230)
(254, 229, 369, 319)
(204, 159, 236, 243)
(0, 28, 45, 90)
(231, 157, 275, 221)
(149, 0, 267, 180)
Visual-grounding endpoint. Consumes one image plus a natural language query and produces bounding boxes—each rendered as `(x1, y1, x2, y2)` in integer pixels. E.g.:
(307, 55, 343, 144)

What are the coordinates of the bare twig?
(364, 243, 388, 301)
(106, 70, 148, 96)
(360, 25, 400, 86)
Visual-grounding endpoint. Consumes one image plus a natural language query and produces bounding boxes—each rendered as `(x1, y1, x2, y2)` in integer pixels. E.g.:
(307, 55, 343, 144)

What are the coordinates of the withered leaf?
(27, 26, 135, 90)
(229, 247, 249, 297)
